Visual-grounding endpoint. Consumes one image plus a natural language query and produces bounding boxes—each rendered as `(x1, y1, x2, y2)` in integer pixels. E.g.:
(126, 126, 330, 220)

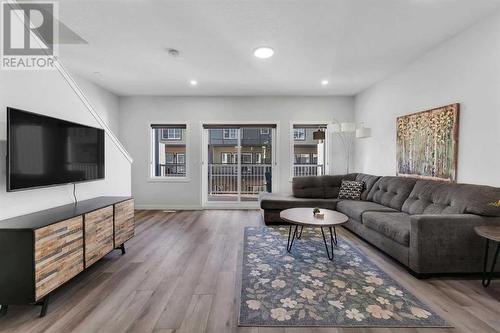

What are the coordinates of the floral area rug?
(239, 226, 449, 327)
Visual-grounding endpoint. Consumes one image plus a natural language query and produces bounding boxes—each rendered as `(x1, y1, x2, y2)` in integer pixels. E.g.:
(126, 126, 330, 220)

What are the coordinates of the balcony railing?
(158, 163, 186, 177)
(293, 164, 324, 177)
(209, 164, 272, 195)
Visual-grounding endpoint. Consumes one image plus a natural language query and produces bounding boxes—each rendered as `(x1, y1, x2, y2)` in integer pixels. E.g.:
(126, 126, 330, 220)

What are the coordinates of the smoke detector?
(166, 48, 180, 57)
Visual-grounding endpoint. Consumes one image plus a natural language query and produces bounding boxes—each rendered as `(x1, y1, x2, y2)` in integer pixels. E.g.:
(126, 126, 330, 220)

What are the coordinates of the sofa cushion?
(367, 177, 417, 211)
(355, 173, 381, 200)
(336, 200, 397, 221)
(338, 180, 364, 200)
(324, 174, 356, 198)
(259, 192, 338, 210)
(292, 176, 324, 198)
(402, 180, 500, 217)
(362, 212, 411, 246)
(293, 174, 357, 199)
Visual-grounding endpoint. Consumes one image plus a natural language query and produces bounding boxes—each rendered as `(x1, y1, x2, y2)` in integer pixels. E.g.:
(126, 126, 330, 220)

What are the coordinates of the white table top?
(280, 208, 348, 227)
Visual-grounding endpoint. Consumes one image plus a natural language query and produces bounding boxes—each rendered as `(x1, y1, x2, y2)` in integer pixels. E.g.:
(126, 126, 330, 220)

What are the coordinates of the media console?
(0, 196, 134, 317)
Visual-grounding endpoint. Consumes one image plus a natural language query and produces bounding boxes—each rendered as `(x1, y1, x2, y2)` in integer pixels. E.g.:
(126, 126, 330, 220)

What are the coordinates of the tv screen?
(6, 108, 105, 191)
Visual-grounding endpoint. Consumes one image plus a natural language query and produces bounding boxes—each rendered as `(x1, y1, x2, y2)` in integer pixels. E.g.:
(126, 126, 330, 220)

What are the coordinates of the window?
(292, 124, 327, 177)
(165, 153, 175, 164)
(162, 128, 182, 140)
(260, 128, 270, 135)
(223, 129, 238, 139)
(221, 152, 237, 164)
(151, 124, 187, 179)
(241, 153, 252, 164)
(294, 153, 311, 164)
(293, 128, 306, 141)
(255, 153, 262, 164)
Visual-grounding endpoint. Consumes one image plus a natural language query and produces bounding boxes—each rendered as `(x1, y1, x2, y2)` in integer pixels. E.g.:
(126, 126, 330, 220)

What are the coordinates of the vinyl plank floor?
(0, 210, 499, 333)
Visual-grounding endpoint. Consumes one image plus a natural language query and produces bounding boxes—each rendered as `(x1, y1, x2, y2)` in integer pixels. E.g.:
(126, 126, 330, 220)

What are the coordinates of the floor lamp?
(327, 121, 371, 174)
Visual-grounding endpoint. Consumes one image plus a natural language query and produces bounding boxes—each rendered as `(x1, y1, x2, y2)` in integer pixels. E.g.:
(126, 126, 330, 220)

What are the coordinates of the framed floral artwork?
(396, 103, 459, 182)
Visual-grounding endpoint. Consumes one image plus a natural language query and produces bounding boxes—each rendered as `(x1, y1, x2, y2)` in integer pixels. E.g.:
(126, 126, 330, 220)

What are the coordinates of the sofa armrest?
(409, 214, 500, 274)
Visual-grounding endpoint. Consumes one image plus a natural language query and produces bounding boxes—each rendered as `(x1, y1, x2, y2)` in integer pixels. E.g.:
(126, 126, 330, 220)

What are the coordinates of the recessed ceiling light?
(321, 80, 329, 86)
(189, 80, 198, 86)
(254, 47, 274, 59)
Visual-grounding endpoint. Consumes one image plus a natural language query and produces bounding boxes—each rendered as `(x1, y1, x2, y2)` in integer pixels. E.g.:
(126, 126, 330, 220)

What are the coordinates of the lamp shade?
(341, 122, 356, 132)
(328, 123, 341, 133)
(313, 129, 326, 141)
(356, 127, 371, 138)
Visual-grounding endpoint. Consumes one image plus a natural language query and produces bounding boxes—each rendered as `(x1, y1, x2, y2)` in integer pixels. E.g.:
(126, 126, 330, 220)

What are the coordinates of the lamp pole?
(328, 121, 371, 174)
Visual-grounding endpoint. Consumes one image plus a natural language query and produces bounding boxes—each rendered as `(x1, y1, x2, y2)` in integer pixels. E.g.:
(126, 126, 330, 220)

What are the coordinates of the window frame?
(149, 122, 190, 182)
(255, 152, 262, 164)
(162, 128, 182, 140)
(241, 153, 253, 164)
(176, 153, 185, 164)
(293, 128, 306, 141)
(222, 128, 238, 139)
(221, 152, 238, 164)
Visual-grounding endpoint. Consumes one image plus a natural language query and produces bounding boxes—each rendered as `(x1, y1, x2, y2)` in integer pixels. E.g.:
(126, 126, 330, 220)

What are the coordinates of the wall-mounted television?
(6, 107, 105, 191)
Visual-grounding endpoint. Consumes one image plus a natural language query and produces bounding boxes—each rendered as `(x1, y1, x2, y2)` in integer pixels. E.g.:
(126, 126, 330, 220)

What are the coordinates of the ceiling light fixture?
(254, 46, 274, 59)
(321, 80, 329, 86)
(189, 80, 198, 86)
(167, 48, 180, 57)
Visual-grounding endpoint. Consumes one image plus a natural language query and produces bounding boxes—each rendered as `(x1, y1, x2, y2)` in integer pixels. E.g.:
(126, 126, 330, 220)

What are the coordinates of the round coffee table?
(280, 208, 348, 260)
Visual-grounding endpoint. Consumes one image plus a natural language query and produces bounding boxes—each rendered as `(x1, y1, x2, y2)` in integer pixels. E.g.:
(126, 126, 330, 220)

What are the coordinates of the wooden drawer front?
(114, 199, 135, 246)
(84, 206, 114, 267)
(34, 216, 84, 300)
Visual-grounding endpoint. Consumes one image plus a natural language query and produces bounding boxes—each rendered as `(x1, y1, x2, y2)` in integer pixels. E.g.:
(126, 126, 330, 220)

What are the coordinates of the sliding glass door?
(203, 125, 275, 204)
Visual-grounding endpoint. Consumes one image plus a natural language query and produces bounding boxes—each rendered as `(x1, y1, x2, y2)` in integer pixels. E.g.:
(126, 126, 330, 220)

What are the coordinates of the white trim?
(135, 204, 203, 210)
(54, 60, 133, 163)
(135, 204, 260, 211)
(7, 3, 132, 163)
(147, 177, 191, 183)
(203, 202, 260, 209)
(148, 121, 191, 181)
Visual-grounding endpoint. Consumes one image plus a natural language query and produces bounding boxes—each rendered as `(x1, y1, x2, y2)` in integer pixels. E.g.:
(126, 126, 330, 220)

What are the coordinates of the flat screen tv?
(6, 107, 105, 191)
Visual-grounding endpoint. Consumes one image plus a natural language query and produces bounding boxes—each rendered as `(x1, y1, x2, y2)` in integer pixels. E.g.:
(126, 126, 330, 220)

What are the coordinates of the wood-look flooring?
(1, 209, 499, 333)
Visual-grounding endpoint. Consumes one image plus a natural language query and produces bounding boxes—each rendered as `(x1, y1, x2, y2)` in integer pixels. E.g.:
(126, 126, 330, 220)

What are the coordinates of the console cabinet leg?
(115, 243, 126, 255)
(37, 296, 49, 317)
(0, 304, 8, 317)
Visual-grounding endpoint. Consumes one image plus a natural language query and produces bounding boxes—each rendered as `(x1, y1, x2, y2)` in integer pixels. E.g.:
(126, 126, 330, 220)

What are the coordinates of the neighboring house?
(153, 127, 187, 177)
(208, 128, 272, 165)
(293, 127, 326, 176)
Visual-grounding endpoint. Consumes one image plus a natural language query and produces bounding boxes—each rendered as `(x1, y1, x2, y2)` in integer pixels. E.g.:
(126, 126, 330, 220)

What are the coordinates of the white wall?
(354, 11, 500, 186)
(0, 69, 132, 220)
(119, 96, 354, 209)
(73, 74, 121, 136)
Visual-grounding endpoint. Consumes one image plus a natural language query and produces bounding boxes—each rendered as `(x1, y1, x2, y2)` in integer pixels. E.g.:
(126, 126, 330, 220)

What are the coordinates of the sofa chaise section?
(259, 173, 500, 275)
(259, 192, 340, 224)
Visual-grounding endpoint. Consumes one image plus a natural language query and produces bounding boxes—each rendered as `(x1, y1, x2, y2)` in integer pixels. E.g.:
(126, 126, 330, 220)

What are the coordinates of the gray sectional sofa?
(259, 173, 500, 276)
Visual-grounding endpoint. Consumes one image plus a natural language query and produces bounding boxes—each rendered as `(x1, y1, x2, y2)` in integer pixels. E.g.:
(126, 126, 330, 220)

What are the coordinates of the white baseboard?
(135, 204, 203, 210)
(135, 203, 260, 210)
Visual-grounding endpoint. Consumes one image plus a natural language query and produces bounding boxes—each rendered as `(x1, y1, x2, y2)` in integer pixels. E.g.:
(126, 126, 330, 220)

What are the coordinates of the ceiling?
(57, 0, 500, 96)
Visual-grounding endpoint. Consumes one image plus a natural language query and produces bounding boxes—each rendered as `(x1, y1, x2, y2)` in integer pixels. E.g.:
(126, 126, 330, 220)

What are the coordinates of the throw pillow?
(338, 180, 364, 200)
